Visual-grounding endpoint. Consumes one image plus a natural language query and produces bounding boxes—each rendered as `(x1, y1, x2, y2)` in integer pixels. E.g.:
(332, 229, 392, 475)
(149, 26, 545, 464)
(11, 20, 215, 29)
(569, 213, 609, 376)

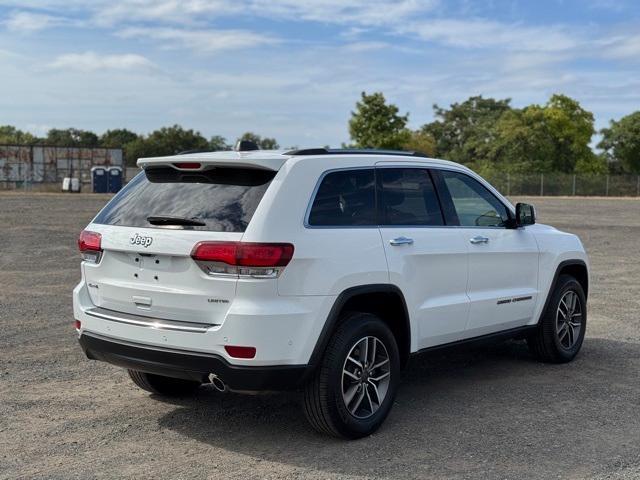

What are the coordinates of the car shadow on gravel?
(155, 337, 640, 479)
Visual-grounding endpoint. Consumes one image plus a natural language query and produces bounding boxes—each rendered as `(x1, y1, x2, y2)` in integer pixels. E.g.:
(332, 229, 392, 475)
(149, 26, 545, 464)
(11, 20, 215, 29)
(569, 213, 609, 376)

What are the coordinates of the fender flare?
(537, 259, 588, 324)
(305, 284, 411, 374)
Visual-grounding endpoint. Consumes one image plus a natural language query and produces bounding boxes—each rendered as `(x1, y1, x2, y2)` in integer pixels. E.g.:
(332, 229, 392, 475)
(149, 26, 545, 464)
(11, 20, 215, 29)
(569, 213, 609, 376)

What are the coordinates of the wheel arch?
(306, 284, 412, 375)
(538, 259, 589, 324)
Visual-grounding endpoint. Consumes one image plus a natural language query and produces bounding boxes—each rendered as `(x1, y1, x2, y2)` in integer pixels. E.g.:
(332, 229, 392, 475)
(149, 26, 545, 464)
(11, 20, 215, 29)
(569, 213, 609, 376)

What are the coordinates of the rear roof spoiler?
(137, 151, 288, 172)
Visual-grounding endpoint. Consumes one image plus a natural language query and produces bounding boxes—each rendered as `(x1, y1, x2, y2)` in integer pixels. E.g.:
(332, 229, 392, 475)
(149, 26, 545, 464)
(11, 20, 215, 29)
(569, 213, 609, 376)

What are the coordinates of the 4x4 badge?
(130, 233, 153, 248)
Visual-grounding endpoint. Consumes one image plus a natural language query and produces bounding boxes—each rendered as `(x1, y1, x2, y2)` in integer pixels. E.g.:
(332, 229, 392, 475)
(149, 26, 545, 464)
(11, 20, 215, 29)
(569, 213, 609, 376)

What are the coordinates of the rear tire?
(527, 275, 587, 363)
(303, 312, 400, 439)
(127, 369, 201, 396)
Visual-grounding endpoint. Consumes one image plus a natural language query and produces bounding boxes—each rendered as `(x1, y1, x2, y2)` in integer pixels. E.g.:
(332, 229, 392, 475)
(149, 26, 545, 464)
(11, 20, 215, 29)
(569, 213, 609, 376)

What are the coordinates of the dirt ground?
(0, 193, 639, 480)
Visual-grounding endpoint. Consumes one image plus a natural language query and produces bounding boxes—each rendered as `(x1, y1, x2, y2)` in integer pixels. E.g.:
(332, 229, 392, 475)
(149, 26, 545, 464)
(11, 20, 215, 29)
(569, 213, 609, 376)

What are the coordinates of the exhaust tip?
(208, 373, 228, 393)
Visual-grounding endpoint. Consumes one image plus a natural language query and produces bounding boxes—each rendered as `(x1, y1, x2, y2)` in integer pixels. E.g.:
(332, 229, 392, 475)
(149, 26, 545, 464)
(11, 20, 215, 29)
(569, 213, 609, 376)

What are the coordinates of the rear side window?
(307, 169, 376, 226)
(379, 168, 444, 226)
(93, 167, 275, 232)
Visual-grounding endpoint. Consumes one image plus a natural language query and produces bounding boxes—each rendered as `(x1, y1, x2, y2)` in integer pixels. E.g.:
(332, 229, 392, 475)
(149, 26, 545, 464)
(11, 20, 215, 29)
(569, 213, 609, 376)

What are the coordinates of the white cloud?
(599, 34, 640, 59)
(48, 52, 156, 72)
(0, 2, 588, 57)
(88, 0, 438, 28)
(247, 0, 438, 27)
(4, 10, 66, 32)
(86, 1, 583, 57)
(404, 19, 580, 52)
(118, 27, 277, 54)
(343, 41, 391, 52)
(94, 0, 240, 26)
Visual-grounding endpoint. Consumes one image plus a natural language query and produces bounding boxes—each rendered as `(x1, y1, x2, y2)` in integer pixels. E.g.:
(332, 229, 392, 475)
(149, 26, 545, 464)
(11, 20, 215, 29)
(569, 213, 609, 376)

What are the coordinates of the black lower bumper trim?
(79, 332, 308, 391)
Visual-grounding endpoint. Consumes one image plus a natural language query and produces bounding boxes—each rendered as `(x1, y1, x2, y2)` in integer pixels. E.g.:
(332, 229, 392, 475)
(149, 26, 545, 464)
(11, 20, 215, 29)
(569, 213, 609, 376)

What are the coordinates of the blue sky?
(1, 0, 639, 148)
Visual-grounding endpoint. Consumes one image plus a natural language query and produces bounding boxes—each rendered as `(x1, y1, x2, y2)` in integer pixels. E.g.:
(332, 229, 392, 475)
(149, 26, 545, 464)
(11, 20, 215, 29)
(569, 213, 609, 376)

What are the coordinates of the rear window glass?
(308, 169, 376, 226)
(93, 167, 275, 232)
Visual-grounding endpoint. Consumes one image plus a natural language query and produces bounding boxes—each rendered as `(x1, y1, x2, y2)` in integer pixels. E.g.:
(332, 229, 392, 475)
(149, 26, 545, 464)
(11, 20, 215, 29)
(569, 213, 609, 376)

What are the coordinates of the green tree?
(348, 92, 410, 149)
(402, 130, 436, 156)
(237, 132, 279, 150)
(422, 96, 512, 165)
(123, 125, 210, 167)
(99, 129, 140, 148)
(482, 107, 556, 174)
(542, 94, 596, 173)
(475, 94, 597, 174)
(0, 125, 39, 144)
(598, 111, 640, 173)
(45, 128, 99, 147)
(123, 138, 151, 167)
(574, 154, 608, 174)
(209, 135, 230, 151)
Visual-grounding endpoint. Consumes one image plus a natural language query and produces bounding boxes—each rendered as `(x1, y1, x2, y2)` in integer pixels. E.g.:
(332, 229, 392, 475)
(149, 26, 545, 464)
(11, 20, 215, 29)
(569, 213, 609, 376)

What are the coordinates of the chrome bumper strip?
(85, 307, 218, 333)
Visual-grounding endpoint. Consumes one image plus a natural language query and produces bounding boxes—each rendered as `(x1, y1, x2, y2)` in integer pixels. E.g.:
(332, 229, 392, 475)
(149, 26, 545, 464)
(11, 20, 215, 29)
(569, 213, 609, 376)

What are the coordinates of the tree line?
(0, 125, 278, 167)
(348, 92, 640, 175)
(1, 91, 639, 173)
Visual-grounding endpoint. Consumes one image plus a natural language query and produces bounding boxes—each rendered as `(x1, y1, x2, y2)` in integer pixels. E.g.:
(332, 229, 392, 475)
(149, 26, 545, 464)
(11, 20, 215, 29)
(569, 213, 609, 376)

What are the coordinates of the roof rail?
(283, 148, 428, 158)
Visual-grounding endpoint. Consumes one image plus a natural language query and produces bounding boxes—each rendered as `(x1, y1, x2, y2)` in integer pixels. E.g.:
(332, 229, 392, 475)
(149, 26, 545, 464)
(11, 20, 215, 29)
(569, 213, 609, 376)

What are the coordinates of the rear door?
(433, 169, 539, 336)
(376, 166, 470, 350)
(83, 166, 275, 326)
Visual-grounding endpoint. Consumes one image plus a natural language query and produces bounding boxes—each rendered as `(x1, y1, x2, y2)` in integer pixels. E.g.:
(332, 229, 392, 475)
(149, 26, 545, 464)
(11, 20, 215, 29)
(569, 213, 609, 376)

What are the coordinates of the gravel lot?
(1, 193, 639, 480)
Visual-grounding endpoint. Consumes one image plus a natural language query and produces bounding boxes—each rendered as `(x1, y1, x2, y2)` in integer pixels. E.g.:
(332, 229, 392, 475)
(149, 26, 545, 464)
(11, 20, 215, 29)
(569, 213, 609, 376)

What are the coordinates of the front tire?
(528, 275, 587, 363)
(127, 369, 201, 396)
(303, 312, 400, 439)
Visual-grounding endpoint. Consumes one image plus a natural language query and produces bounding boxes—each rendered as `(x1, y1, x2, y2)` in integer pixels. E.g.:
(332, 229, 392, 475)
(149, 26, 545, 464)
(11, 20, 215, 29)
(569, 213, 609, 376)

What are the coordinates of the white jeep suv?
(74, 147, 589, 438)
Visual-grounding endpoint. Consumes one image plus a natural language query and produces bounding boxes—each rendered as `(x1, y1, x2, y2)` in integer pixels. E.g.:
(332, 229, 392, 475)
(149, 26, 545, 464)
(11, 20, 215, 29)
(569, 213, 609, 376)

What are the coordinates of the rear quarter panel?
(243, 157, 389, 296)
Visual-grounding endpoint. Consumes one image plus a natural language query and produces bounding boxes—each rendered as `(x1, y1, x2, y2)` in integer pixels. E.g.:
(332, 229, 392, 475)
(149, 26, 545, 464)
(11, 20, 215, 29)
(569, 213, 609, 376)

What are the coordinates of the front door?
(434, 169, 539, 337)
(376, 166, 470, 350)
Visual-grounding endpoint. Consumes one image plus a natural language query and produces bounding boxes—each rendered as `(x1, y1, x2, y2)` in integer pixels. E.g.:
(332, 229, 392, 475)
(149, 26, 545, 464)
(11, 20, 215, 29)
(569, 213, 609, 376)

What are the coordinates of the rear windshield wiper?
(147, 215, 206, 227)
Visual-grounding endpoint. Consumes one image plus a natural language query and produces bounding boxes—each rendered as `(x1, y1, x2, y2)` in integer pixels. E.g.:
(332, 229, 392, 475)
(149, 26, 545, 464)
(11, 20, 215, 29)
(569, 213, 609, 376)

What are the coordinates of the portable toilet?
(91, 167, 108, 193)
(107, 167, 123, 193)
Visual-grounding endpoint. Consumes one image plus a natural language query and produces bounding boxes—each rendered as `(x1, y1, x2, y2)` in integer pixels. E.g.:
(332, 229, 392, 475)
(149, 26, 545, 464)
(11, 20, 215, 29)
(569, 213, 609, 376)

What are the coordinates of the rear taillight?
(191, 242, 294, 278)
(78, 230, 103, 263)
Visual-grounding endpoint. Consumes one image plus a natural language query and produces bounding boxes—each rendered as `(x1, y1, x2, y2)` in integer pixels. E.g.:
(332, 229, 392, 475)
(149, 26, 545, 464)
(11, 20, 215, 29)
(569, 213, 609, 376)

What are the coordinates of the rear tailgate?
(81, 158, 280, 326)
(83, 226, 240, 325)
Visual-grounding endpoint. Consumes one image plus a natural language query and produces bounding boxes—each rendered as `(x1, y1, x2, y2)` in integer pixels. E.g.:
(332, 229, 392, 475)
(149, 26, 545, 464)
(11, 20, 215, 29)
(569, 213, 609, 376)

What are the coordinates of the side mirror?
(515, 203, 536, 227)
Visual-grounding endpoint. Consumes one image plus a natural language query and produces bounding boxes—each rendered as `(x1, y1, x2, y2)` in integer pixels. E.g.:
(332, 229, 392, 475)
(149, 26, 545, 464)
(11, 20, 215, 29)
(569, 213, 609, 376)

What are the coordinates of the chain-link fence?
(483, 173, 640, 197)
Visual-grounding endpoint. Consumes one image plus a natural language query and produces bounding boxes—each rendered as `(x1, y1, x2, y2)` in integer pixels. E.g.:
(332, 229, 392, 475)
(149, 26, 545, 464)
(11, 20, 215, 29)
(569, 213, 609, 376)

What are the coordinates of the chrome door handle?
(390, 236, 414, 246)
(470, 236, 489, 244)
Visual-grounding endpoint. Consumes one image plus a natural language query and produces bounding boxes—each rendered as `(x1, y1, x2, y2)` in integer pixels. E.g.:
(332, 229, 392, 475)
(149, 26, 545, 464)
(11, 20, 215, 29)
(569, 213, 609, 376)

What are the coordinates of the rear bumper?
(79, 332, 309, 391)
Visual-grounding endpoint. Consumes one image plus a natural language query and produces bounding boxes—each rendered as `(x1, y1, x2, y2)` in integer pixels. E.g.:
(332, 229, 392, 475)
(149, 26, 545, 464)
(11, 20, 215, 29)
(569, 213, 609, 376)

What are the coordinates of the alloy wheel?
(341, 336, 391, 419)
(556, 290, 583, 349)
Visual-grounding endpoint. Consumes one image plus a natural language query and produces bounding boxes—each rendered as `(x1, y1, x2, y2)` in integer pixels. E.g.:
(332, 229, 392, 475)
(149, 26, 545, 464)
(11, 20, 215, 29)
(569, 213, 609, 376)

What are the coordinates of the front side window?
(440, 170, 509, 227)
(379, 168, 444, 226)
(308, 169, 376, 226)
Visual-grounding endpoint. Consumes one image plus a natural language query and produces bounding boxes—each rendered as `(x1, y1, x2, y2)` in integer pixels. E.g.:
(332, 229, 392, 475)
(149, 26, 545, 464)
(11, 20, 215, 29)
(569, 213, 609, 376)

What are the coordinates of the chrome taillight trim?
(194, 260, 282, 279)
